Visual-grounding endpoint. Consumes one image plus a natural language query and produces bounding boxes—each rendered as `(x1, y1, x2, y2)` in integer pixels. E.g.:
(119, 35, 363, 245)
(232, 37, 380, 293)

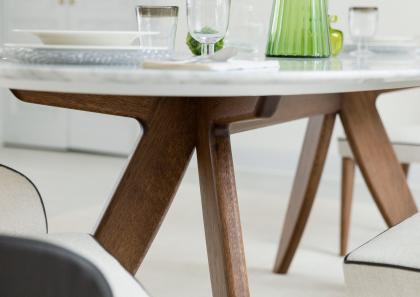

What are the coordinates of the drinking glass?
(186, 0, 231, 56)
(226, 2, 264, 54)
(136, 6, 179, 57)
(349, 7, 378, 57)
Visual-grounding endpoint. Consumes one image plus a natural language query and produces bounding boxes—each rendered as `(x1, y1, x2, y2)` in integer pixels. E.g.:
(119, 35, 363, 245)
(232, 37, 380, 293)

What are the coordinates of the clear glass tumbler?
(186, 0, 231, 56)
(349, 7, 378, 57)
(226, 2, 265, 54)
(136, 6, 179, 56)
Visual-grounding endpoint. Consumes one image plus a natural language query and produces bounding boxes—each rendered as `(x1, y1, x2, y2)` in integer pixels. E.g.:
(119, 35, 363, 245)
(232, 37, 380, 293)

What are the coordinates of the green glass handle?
(329, 15, 343, 56)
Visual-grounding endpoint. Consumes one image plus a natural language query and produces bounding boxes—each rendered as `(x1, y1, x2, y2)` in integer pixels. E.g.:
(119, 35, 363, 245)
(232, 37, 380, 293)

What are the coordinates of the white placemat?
(142, 59, 279, 71)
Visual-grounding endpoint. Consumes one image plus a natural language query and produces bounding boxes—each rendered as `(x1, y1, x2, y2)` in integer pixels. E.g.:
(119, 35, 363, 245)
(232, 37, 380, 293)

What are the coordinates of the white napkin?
(142, 59, 279, 71)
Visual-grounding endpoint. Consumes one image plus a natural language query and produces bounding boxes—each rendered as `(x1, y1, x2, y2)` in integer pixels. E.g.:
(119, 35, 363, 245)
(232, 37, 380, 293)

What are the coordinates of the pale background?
(1, 0, 420, 183)
(0, 2, 420, 296)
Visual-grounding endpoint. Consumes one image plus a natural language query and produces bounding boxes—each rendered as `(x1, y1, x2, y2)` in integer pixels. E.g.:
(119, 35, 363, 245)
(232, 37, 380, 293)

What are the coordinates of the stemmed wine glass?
(186, 0, 231, 56)
(349, 7, 378, 57)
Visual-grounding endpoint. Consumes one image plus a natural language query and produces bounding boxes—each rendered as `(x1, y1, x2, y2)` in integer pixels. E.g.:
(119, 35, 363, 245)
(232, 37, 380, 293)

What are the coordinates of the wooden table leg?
(196, 113, 250, 297)
(340, 157, 356, 256)
(95, 99, 197, 273)
(340, 92, 417, 226)
(273, 114, 336, 274)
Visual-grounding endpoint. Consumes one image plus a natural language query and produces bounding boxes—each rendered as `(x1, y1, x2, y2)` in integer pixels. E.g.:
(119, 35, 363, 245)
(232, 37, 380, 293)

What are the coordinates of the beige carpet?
(0, 147, 405, 297)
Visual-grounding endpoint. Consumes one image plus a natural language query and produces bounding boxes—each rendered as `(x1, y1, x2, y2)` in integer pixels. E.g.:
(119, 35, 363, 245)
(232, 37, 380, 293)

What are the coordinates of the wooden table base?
(10, 90, 418, 297)
(273, 91, 418, 275)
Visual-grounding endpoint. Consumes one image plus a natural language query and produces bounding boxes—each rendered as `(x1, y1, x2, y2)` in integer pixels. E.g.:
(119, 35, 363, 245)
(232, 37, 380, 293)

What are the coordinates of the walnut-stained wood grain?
(229, 94, 341, 134)
(273, 114, 336, 274)
(190, 95, 340, 135)
(339, 91, 417, 226)
(208, 96, 280, 125)
(196, 104, 250, 297)
(11, 88, 419, 296)
(11, 90, 158, 124)
(95, 99, 197, 273)
(12, 91, 342, 134)
(340, 157, 355, 257)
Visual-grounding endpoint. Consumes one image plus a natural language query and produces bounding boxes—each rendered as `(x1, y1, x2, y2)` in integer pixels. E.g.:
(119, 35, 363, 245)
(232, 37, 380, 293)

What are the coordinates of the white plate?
(345, 36, 419, 54)
(13, 30, 156, 46)
(372, 36, 419, 45)
(4, 43, 142, 51)
(1, 43, 171, 66)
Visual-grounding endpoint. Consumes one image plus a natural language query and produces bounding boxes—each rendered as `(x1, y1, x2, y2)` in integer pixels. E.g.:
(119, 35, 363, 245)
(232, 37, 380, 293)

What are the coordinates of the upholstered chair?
(0, 164, 150, 297)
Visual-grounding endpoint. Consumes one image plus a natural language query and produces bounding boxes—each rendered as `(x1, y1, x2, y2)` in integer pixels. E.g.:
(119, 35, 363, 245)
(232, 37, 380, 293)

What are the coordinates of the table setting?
(0, 3, 276, 71)
(0, 1, 420, 71)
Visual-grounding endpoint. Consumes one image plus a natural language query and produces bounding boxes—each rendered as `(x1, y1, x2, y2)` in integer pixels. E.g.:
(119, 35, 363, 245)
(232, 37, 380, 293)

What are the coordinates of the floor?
(1, 146, 414, 297)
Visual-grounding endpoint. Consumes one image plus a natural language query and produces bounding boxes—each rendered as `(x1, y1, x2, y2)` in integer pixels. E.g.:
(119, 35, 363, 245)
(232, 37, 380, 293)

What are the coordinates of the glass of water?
(136, 6, 179, 57)
(186, 0, 231, 56)
(349, 7, 378, 57)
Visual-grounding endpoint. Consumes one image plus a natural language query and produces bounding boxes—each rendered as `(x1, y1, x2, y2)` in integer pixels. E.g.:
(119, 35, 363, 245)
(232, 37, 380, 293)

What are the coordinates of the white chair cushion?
(20, 233, 150, 297)
(0, 165, 47, 234)
(344, 213, 420, 297)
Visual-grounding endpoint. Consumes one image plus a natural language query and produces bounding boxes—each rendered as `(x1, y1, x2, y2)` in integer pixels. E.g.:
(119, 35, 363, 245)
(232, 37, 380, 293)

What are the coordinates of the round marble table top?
(2, 52, 420, 96)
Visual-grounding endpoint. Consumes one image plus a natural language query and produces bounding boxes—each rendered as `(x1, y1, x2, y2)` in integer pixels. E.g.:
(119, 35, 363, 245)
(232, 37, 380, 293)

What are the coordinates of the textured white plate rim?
(373, 35, 419, 42)
(4, 43, 143, 51)
(13, 29, 156, 36)
(346, 36, 419, 48)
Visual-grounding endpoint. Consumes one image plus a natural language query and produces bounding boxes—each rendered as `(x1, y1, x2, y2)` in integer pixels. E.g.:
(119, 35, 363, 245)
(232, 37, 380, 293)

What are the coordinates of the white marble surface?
(2, 52, 420, 96)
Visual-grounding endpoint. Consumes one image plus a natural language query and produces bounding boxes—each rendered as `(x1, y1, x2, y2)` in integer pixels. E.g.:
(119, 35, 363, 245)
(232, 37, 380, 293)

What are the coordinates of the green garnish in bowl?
(186, 27, 224, 56)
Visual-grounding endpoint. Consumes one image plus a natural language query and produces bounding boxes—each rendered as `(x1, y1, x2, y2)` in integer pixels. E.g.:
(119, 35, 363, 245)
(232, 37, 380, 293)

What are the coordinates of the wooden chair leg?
(273, 114, 336, 274)
(402, 163, 410, 177)
(340, 92, 417, 227)
(340, 157, 356, 256)
(95, 100, 197, 273)
(196, 117, 250, 297)
(340, 160, 410, 257)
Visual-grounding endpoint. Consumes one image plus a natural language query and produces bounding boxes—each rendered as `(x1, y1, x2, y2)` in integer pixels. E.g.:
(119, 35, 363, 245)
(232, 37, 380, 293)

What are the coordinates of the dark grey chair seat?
(0, 235, 112, 297)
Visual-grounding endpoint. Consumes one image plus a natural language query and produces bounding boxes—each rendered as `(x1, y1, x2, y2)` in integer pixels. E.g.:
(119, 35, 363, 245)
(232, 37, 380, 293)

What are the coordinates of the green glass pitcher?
(266, 0, 331, 58)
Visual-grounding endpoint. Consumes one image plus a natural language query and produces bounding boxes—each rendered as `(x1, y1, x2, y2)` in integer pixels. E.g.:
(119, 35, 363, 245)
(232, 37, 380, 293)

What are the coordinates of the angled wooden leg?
(196, 113, 250, 297)
(402, 163, 410, 177)
(273, 114, 336, 274)
(340, 157, 356, 256)
(340, 160, 411, 257)
(95, 99, 197, 273)
(340, 92, 417, 227)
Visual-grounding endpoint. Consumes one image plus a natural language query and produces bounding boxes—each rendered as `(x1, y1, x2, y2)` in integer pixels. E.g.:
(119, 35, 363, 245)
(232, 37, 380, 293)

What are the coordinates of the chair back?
(0, 165, 47, 234)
